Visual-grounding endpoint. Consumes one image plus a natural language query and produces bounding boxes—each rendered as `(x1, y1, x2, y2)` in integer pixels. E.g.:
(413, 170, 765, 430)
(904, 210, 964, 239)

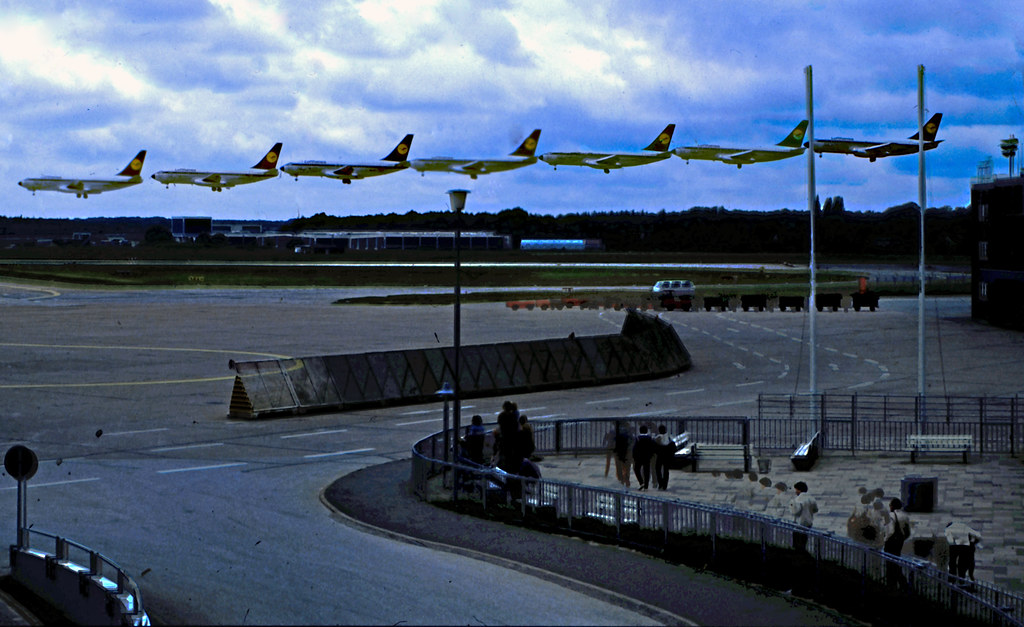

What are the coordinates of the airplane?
(672, 120, 808, 169)
(18, 150, 147, 198)
(151, 143, 282, 191)
(281, 134, 413, 184)
(409, 129, 541, 179)
(810, 113, 943, 161)
(538, 124, 675, 173)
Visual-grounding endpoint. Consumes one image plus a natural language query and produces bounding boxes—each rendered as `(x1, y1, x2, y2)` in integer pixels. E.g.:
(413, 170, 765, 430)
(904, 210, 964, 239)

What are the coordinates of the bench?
(667, 432, 693, 470)
(689, 442, 750, 473)
(907, 434, 973, 463)
(790, 431, 821, 471)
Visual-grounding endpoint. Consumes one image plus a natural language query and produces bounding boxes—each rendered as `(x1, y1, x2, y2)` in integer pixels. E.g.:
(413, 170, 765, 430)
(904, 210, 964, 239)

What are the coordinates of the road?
(1, 284, 1020, 623)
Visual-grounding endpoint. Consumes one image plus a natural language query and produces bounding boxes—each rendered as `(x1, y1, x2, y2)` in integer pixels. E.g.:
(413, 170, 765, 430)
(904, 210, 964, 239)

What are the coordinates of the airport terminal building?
(171, 216, 510, 252)
(970, 171, 1024, 329)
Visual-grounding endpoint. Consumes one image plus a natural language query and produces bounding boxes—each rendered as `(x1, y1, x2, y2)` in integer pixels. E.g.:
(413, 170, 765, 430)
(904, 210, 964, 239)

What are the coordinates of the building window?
(979, 241, 988, 261)
(979, 281, 988, 301)
(978, 203, 988, 222)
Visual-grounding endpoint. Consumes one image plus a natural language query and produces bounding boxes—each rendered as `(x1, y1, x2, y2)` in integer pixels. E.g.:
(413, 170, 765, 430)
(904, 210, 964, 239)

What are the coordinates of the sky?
(1, 1, 1022, 222)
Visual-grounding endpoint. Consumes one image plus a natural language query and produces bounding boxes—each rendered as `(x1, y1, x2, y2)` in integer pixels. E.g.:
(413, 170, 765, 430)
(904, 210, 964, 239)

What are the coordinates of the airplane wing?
(454, 161, 486, 174)
(722, 150, 757, 164)
(332, 166, 356, 178)
(593, 155, 621, 166)
(581, 155, 616, 168)
(201, 173, 223, 186)
(857, 143, 900, 158)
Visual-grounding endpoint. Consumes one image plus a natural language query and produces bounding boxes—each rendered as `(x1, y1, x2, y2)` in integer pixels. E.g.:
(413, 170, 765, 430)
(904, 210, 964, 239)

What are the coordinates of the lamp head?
(446, 189, 470, 212)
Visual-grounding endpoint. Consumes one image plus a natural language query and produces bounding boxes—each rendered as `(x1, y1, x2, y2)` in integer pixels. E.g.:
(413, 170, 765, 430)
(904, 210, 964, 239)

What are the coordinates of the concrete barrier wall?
(9, 537, 146, 626)
(229, 309, 691, 419)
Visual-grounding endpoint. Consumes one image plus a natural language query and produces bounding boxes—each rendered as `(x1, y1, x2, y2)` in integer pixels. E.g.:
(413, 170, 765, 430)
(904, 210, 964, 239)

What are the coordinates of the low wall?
(228, 308, 691, 418)
(9, 530, 147, 626)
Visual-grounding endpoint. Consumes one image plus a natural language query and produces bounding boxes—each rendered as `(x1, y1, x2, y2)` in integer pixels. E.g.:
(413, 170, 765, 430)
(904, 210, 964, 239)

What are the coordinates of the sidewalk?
(538, 450, 1024, 593)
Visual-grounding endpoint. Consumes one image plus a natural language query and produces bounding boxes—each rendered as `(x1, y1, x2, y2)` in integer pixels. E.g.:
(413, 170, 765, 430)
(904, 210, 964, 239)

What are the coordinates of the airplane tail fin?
(509, 129, 542, 157)
(383, 134, 414, 162)
(909, 113, 943, 142)
(117, 150, 147, 177)
(643, 124, 676, 151)
(777, 120, 809, 148)
(253, 143, 283, 170)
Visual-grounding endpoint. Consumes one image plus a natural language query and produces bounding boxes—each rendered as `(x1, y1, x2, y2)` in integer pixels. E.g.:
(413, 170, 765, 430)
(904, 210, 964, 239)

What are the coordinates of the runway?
(1, 284, 1020, 623)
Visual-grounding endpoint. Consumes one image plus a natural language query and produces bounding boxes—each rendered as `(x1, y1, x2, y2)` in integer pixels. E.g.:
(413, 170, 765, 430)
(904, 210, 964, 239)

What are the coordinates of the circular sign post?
(5, 445, 38, 548)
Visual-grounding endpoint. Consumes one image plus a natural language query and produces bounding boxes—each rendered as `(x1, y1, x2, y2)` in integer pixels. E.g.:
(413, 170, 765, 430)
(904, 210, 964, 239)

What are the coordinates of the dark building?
(971, 173, 1024, 328)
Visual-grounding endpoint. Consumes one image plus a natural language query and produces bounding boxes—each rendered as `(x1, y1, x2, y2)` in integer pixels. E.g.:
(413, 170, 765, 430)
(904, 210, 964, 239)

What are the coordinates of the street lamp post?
(446, 190, 469, 468)
(437, 381, 453, 464)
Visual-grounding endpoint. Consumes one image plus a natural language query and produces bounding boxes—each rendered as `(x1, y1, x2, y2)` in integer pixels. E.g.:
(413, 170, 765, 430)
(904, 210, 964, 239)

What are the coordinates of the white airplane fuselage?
(281, 161, 407, 182)
(17, 175, 143, 198)
(672, 145, 805, 166)
(409, 156, 536, 179)
(151, 168, 277, 192)
(538, 151, 670, 171)
(811, 139, 941, 160)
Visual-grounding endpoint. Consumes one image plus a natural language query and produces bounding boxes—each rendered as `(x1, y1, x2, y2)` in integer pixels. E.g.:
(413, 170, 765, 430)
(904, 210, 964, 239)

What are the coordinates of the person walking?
(631, 425, 656, 490)
(789, 481, 818, 551)
(653, 424, 673, 490)
(945, 520, 982, 582)
(884, 498, 911, 591)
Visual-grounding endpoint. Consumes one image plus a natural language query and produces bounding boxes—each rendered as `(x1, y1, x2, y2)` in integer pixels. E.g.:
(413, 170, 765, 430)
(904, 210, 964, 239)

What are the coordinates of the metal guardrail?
(11, 527, 149, 626)
(411, 417, 1023, 627)
(757, 393, 1022, 456)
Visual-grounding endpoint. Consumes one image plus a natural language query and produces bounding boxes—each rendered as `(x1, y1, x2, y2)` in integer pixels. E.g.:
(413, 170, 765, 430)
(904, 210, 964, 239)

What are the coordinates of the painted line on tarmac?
(151, 443, 224, 453)
(587, 397, 630, 404)
(1, 477, 100, 490)
(627, 408, 677, 417)
(104, 427, 170, 437)
(396, 418, 440, 426)
(157, 462, 248, 474)
(713, 399, 754, 407)
(666, 388, 704, 396)
(303, 447, 374, 459)
(0, 283, 61, 300)
(280, 429, 349, 439)
(0, 342, 292, 389)
(735, 380, 765, 387)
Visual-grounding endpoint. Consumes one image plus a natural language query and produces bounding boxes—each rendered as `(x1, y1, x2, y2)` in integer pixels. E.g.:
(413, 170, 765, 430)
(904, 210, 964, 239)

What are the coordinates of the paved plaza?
(539, 448, 1024, 593)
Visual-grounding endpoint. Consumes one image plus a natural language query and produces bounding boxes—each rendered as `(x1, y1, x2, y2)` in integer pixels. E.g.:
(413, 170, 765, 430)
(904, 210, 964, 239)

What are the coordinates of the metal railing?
(411, 416, 1023, 627)
(12, 527, 148, 626)
(757, 393, 1022, 456)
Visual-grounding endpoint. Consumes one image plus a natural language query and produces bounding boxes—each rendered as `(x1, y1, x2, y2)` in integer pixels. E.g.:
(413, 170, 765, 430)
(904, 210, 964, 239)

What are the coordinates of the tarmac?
(3, 451, 1021, 625)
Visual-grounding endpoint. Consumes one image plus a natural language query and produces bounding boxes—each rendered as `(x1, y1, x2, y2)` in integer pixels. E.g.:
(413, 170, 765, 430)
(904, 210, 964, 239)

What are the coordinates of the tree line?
(282, 198, 971, 256)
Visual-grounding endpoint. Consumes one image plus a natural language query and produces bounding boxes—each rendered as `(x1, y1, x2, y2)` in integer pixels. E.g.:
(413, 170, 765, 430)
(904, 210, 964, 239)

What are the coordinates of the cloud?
(2, 1, 1023, 220)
